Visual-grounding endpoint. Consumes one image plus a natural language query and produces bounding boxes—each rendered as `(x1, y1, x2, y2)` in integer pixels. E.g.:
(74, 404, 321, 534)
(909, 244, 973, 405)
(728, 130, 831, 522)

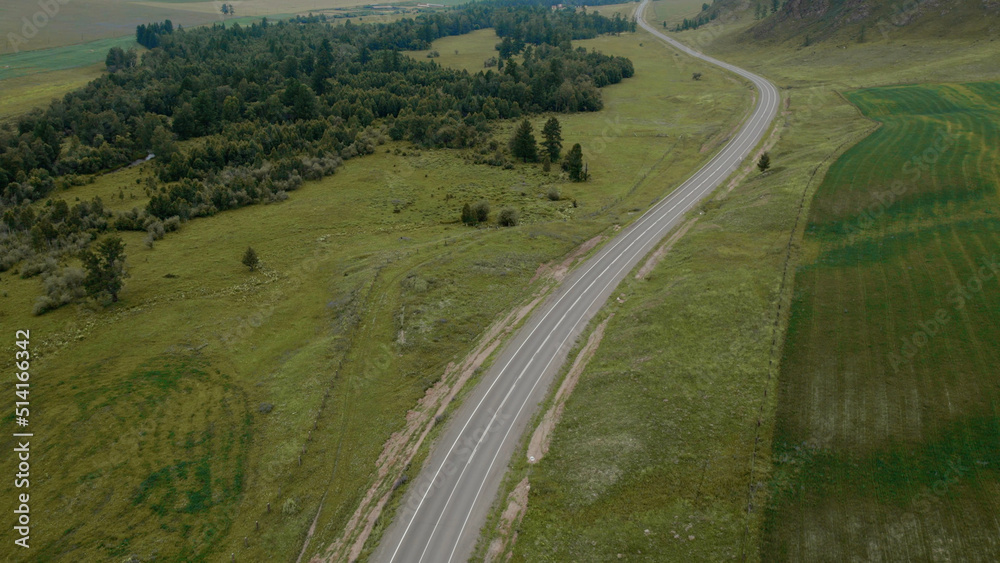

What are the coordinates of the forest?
(0, 2, 634, 313)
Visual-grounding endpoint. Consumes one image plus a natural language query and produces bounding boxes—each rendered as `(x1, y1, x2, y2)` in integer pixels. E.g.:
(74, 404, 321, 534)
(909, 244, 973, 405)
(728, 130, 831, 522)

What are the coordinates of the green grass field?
(640, 0, 709, 29)
(764, 82, 1000, 561)
(0, 64, 106, 121)
(0, 19, 755, 561)
(407, 29, 503, 74)
(0, 36, 140, 81)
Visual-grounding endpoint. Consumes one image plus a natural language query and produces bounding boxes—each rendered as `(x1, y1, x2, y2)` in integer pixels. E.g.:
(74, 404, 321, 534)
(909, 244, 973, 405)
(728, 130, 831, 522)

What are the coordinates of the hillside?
(696, 0, 999, 44)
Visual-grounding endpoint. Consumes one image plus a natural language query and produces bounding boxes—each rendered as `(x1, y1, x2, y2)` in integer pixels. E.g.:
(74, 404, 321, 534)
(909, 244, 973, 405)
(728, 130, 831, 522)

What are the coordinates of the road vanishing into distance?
(374, 2, 779, 561)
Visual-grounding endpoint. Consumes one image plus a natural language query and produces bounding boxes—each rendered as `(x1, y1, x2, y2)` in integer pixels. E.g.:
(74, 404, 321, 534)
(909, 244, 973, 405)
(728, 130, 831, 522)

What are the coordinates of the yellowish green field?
(0, 0, 373, 54)
(641, 0, 709, 28)
(0, 19, 753, 562)
(407, 29, 503, 74)
(0, 64, 106, 121)
(0, 37, 139, 80)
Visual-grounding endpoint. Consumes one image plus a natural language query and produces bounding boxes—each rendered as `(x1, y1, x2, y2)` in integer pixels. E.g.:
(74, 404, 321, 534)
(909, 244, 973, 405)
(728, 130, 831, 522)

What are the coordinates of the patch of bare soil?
(484, 477, 530, 563)
(529, 234, 605, 285)
(526, 315, 612, 464)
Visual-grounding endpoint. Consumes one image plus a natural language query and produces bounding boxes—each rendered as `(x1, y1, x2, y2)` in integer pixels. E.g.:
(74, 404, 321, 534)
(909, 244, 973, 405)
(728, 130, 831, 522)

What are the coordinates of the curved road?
(374, 3, 779, 561)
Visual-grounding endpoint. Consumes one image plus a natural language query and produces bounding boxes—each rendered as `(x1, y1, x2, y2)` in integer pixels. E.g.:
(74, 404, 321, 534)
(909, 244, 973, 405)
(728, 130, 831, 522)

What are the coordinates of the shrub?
(547, 186, 561, 201)
(282, 497, 300, 515)
(163, 215, 181, 231)
(242, 246, 259, 271)
(498, 207, 520, 227)
(461, 203, 476, 225)
(20, 255, 58, 279)
(144, 220, 166, 248)
(33, 266, 86, 315)
(472, 200, 490, 223)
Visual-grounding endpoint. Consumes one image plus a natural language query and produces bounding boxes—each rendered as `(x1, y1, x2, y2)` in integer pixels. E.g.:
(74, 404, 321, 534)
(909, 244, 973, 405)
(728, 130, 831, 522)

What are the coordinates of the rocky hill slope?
(698, 0, 1000, 44)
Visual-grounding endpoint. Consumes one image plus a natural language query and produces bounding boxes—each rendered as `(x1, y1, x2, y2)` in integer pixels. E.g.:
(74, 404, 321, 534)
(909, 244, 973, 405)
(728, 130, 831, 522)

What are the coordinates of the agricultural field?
(0, 0, 371, 53)
(765, 82, 1000, 561)
(0, 18, 752, 562)
(0, 36, 139, 81)
(0, 64, 104, 122)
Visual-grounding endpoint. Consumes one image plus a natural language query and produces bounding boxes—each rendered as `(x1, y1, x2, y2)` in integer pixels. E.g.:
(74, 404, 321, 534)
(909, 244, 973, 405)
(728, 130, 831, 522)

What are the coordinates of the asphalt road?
(374, 4, 779, 561)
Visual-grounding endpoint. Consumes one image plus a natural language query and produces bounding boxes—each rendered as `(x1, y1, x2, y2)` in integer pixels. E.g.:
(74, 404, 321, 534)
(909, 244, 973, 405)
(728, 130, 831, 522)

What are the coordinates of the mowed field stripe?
(767, 82, 1000, 561)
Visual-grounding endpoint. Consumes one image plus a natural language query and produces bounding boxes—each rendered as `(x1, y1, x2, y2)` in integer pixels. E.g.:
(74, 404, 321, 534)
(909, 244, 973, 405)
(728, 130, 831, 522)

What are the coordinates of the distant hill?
(693, 0, 1000, 44)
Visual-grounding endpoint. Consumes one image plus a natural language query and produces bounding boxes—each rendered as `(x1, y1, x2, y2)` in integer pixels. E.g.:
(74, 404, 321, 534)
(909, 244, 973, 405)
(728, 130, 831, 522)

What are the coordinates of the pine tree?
(564, 143, 586, 182)
(312, 39, 334, 94)
(242, 246, 259, 271)
(541, 117, 562, 162)
(757, 152, 771, 173)
(510, 119, 538, 163)
(82, 236, 129, 303)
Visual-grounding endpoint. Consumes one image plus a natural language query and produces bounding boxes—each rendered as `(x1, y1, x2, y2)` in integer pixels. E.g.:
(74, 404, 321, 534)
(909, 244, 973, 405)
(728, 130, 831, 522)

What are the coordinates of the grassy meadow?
(406, 29, 503, 74)
(764, 82, 1000, 561)
(0, 15, 752, 562)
